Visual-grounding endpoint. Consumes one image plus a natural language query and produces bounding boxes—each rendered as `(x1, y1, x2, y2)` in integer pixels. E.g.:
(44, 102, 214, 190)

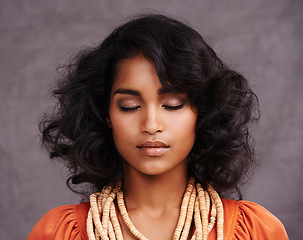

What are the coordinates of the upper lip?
(137, 140, 169, 148)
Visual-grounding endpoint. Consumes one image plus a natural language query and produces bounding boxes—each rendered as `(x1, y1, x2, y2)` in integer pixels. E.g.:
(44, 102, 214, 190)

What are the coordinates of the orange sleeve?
(27, 203, 89, 240)
(233, 200, 289, 240)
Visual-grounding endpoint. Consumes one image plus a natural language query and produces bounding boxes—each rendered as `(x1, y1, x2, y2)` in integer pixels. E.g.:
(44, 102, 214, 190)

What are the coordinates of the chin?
(138, 166, 169, 177)
(137, 163, 186, 178)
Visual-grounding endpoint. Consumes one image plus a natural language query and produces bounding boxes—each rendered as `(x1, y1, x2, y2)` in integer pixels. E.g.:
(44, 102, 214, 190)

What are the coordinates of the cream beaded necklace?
(87, 178, 224, 240)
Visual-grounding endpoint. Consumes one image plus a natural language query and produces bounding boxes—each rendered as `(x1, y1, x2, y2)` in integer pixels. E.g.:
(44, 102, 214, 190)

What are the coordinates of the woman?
(27, 14, 288, 239)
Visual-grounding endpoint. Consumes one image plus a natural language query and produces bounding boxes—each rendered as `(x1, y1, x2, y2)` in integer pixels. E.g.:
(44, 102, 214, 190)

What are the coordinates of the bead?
(87, 178, 224, 240)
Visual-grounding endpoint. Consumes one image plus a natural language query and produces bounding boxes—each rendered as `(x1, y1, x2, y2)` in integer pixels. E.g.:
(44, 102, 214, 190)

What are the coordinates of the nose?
(141, 106, 163, 135)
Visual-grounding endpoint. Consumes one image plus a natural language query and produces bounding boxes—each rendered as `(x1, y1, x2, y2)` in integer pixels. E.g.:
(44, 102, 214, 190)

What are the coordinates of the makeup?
(137, 140, 169, 157)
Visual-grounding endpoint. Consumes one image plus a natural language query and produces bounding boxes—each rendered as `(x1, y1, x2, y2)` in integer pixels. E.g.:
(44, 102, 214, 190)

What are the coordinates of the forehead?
(112, 55, 163, 93)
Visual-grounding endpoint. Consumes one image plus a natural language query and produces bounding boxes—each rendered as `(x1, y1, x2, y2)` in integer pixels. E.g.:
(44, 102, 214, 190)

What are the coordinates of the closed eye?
(162, 104, 184, 110)
(119, 106, 141, 112)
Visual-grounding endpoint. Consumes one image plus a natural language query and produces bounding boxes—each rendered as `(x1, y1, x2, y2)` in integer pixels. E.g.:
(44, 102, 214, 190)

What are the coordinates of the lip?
(137, 140, 169, 157)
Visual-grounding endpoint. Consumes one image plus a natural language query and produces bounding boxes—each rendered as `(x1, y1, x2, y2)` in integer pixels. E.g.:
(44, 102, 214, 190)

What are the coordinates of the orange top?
(27, 199, 288, 240)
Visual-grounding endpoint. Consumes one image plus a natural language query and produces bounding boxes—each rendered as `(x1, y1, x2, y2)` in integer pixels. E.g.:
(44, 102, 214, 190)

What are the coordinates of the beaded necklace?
(86, 178, 224, 240)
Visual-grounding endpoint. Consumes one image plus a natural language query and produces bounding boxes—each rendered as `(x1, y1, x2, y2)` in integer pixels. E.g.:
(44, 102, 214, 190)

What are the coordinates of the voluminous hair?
(40, 14, 259, 199)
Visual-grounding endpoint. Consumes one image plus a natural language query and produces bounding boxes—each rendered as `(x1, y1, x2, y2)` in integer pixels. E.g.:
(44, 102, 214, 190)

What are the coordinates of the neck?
(122, 170, 188, 213)
(88, 170, 224, 240)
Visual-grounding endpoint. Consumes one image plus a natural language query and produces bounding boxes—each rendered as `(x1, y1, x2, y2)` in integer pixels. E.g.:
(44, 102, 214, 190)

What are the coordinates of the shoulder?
(27, 202, 90, 240)
(221, 199, 288, 240)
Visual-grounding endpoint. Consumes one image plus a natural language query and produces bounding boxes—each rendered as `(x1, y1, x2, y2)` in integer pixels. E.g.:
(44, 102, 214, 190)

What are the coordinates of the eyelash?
(119, 104, 184, 112)
(119, 106, 141, 112)
(163, 104, 184, 110)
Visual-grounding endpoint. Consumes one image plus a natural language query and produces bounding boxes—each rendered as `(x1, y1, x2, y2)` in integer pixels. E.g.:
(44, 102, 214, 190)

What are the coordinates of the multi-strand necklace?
(86, 178, 224, 240)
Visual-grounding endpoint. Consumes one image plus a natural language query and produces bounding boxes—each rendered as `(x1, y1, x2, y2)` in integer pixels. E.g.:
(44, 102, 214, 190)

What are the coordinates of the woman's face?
(109, 55, 197, 178)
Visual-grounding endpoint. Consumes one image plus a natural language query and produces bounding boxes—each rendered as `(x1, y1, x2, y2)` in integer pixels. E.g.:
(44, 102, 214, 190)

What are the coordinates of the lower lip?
(138, 147, 169, 157)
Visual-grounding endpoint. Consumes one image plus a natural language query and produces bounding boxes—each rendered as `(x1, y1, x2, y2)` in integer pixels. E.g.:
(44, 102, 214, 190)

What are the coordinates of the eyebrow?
(113, 87, 172, 96)
(113, 88, 141, 96)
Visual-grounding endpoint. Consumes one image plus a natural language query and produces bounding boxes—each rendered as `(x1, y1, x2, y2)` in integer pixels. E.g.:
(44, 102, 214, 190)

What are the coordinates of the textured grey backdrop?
(1, 0, 302, 239)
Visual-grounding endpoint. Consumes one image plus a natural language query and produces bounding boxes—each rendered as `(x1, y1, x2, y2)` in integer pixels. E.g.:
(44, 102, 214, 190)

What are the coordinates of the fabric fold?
(27, 202, 90, 240)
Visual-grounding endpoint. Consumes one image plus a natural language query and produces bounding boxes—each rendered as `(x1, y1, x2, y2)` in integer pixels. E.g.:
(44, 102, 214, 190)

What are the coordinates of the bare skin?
(109, 55, 197, 239)
(119, 168, 189, 240)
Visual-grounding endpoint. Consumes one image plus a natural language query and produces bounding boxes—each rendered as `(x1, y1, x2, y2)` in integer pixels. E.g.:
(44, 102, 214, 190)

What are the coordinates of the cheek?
(109, 107, 138, 147)
(111, 115, 127, 132)
(171, 111, 197, 149)
(110, 116, 130, 157)
(110, 114, 129, 138)
(170, 111, 197, 134)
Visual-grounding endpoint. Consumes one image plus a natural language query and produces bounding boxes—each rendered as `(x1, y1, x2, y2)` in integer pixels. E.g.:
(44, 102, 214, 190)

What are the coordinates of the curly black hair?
(40, 14, 259, 199)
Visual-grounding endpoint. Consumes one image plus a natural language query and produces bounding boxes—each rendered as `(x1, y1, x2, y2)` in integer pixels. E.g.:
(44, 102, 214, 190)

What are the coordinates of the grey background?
(1, 0, 302, 239)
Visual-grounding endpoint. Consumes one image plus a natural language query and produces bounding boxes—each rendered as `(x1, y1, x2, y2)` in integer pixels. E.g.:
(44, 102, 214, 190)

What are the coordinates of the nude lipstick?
(137, 140, 169, 157)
